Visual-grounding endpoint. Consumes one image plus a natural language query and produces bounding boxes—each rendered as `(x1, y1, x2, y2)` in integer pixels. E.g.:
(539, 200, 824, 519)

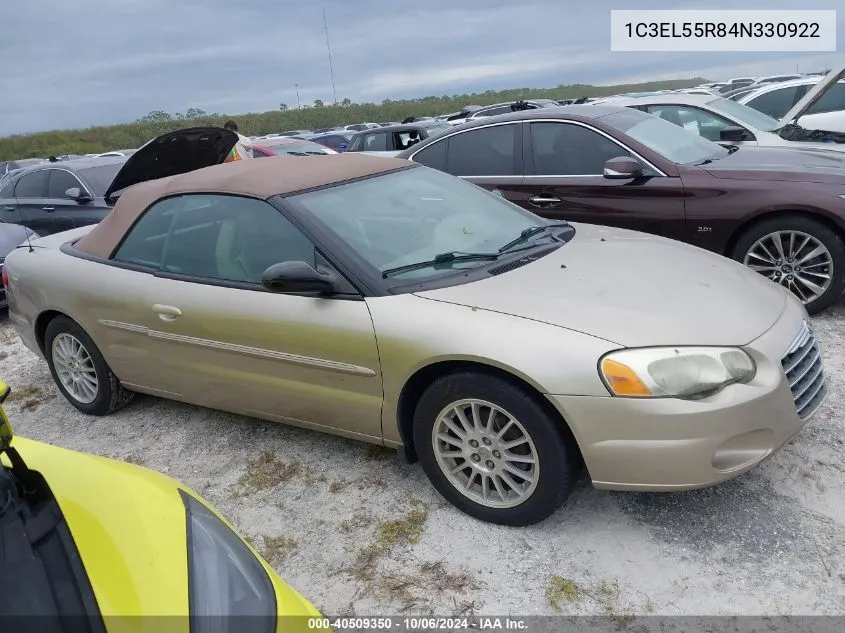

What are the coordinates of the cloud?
(0, 0, 843, 136)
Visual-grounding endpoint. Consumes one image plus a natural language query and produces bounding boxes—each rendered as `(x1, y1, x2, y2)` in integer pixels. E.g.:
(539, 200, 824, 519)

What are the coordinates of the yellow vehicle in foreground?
(0, 381, 323, 633)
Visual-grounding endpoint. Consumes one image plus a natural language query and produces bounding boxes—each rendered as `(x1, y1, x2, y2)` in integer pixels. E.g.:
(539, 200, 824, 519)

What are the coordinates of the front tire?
(44, 316, 134, 415)
(731, 215, 845, 315)
(413, 371, 580, 526)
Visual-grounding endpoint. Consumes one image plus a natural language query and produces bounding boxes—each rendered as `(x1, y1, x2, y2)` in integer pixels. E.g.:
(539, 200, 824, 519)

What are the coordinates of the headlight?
(180, 491, 276, 633)
(599, 347, 756, 399)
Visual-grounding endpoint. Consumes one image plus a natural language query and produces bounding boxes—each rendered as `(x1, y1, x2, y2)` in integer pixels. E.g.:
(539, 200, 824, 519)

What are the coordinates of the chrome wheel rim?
(743, 230, 832, 304)
(432, 399, 539, 509)
(52, 333, 98, 404)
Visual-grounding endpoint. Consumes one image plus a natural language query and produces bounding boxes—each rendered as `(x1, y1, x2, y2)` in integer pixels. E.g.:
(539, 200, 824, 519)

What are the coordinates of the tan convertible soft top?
(75, 154, 411, 258)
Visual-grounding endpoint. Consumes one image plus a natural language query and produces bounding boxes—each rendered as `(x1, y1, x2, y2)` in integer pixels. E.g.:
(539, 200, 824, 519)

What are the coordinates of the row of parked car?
(2, 66, 845, 312)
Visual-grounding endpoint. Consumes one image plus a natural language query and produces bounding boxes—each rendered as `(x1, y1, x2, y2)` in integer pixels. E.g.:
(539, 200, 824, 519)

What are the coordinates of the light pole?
(323, 7, 338, 105)
(295, 83, 301, 109)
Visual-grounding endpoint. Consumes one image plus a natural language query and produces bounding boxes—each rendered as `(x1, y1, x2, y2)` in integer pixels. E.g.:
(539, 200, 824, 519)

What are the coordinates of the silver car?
(4, 153, 827, 526)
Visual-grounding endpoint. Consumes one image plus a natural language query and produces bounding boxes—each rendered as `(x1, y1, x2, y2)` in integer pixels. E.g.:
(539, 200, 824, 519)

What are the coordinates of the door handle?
(3, 207, 15, 212)
(152, 304, 182, 321)
(42, 207, 55, 212)
(528, 196, 562, 207)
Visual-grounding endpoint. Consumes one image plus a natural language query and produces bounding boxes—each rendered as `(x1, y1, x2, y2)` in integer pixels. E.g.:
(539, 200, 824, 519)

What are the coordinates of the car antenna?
(24, 228, 34, 253)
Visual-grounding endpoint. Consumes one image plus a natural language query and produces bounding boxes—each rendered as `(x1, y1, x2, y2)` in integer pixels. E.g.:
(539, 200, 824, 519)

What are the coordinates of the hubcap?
(52, 333, 98, 404)
(432, 399, 539, 509)
(743, 230, 832, 305)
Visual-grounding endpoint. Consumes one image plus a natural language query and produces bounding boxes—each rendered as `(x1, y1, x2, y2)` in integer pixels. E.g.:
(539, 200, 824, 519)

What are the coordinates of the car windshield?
(289, 166, 549, 281)
(266, 141, 332, 156)
(706, 97, 780, 131)
(601, 108, 729, 165)
(77, 163, 123, 196)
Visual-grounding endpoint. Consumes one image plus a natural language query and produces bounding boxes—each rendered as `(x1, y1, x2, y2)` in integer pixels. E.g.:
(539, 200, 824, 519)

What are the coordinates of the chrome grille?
(781, 321, 827, 419)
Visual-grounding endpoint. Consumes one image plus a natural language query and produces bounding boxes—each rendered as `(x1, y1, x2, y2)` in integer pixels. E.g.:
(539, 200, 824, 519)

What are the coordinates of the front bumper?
(548, 297, 825, 491)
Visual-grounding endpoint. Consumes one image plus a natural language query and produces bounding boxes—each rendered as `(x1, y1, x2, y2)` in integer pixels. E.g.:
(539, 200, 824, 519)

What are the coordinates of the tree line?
(0, 78, 705, 160)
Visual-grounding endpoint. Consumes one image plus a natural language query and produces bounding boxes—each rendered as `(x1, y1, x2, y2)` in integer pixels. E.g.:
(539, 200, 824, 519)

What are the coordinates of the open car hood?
(780, 63, 845, 126)
(103, 127, 238, 200)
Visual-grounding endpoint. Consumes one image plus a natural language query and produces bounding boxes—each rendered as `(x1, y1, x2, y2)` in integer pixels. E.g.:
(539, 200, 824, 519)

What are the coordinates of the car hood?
(780, 63, 845, 126)
(104, 127, 238, 200)
(699, 145, 845, 183)
(6, 436, 317, 620)
(414, 223, 786, 348)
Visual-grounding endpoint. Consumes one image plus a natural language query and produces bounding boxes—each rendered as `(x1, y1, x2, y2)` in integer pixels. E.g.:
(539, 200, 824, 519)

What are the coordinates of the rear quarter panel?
(4, 228, 152, 375)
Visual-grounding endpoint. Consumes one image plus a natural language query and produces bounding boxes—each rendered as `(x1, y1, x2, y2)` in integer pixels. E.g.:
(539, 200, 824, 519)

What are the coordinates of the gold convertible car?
(3, 138, 828, 525)
(0, 382, 322, 631)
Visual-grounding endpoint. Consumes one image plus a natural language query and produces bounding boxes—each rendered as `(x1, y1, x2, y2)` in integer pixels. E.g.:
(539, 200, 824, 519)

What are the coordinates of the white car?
(738, 74, 845, 133)
(599, 65, 845, 151)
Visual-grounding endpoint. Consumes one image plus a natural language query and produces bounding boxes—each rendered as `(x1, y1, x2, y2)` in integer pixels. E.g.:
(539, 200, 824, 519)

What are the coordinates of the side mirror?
(719, 126, 750, 142)
(261, 261, 338, 294)
(603, 156, 643, 180)
(65, 187, 91, 202)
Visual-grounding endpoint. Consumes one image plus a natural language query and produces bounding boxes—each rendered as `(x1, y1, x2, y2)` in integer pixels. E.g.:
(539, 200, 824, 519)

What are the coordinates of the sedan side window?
(13, 170, 49, 199)
(412, 139, 448, 171)
(446, 124, 518, 176)
(645, 105, 741, 142)
(529, 122, 631, 176)
(744, 85, 803, 119)
(0, 180, 14, 199)
(47, 170, 85, 198)
(113, 195, 317, 284)
(362, 133, 388, 151)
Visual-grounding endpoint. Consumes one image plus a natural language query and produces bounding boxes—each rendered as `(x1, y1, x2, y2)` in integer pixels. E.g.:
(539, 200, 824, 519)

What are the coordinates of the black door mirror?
(719, 126, 750, 142)
(261, 261, 338, 294)
(603, 156, 643, 179)
(65, 187, 92, 203)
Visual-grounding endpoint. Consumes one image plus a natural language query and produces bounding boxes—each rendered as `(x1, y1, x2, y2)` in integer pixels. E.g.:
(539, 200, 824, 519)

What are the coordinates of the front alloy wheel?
(432, 399, 539, 508)
(414, 371, 580, 526)
(743, 230, 833, 306)
(733, 215, 845, 315)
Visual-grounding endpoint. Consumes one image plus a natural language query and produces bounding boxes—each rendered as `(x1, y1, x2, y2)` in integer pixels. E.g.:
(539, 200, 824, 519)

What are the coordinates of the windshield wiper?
(382, 251, 501, 278)
(498, 221, 573, 253)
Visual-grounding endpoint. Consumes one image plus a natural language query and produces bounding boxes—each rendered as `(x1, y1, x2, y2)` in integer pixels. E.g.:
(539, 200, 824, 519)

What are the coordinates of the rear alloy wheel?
(44, 316, 134, 416)
(733, 216, 845, 315)
(413, 371, 580, 526)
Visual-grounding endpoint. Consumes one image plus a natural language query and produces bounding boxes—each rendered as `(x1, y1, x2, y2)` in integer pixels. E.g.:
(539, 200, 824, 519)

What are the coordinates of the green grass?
(0, 78, 706, 160)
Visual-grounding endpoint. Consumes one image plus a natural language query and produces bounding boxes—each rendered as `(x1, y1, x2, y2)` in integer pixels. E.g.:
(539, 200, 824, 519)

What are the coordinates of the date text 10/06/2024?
(307, 617, 528, 630)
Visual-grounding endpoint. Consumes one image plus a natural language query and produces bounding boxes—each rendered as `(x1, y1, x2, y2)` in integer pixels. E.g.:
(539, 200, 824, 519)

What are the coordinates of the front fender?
(365, 294, 617, 445)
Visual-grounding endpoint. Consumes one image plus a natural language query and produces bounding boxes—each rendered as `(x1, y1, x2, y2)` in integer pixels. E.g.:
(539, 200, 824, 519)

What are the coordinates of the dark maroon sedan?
(398, 105, 845, 314)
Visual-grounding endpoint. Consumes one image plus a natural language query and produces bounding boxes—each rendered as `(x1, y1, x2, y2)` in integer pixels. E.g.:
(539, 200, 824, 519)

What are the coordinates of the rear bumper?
(548, 297, 823, 491)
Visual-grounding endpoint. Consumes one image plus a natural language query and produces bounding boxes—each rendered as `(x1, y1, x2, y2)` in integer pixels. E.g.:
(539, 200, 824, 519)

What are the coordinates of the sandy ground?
(0, 301, 843, 619)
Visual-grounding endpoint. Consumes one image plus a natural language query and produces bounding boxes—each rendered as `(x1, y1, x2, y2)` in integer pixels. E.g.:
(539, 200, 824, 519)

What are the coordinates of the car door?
(640, 104, 758, 146)
(508, 120, 687, 238)
(11, 170, 51, 234)
(44, 168, 91, 233)
(110, 193, 385, 440)
(410, 121, 524, 200)
(0, 177, 22, 227)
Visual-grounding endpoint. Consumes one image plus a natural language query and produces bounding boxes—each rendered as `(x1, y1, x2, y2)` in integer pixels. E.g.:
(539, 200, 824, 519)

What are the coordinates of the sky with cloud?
(1, 0, 843, 135)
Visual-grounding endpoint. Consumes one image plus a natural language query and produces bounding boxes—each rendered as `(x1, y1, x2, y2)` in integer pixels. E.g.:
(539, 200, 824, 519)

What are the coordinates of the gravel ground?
(0, 301, 843, 618)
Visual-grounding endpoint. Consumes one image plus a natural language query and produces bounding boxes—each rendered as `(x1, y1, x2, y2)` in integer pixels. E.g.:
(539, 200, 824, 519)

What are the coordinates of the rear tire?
(731, 215, 845, 315)
(44, 316, 134, 416)
(413, 371, 580, 526)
